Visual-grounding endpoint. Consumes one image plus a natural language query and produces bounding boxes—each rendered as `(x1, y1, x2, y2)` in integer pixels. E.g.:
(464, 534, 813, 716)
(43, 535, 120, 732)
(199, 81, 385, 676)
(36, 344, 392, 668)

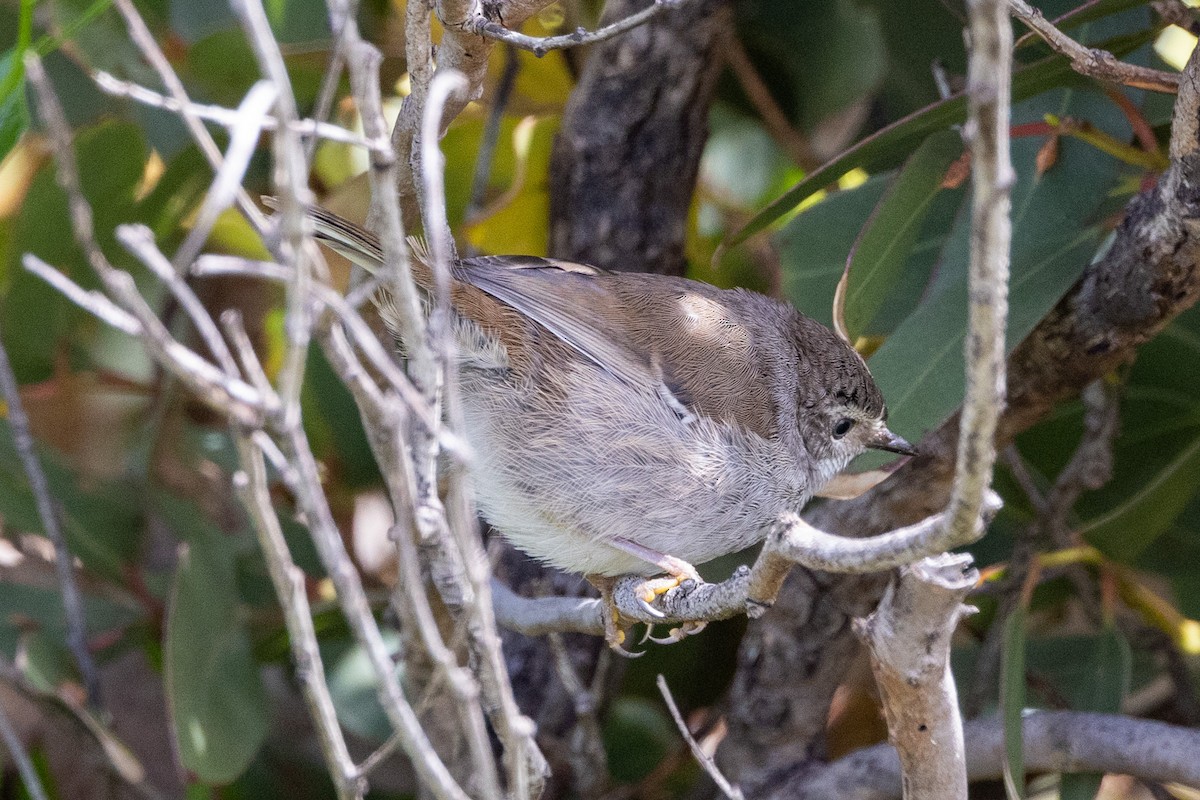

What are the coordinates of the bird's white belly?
(456, 369, 806, 577)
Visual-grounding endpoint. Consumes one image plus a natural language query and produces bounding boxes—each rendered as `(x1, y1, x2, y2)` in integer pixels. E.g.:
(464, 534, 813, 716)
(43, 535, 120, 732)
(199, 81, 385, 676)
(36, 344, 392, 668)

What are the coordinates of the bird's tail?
(261, 197, 434, 288)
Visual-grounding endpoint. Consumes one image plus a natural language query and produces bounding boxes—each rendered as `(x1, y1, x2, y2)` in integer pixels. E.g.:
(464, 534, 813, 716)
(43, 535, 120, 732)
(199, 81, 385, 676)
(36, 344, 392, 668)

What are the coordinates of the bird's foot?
(588, 575, 643, 658)
(588, 552, 705, 655)
(642, 619, 708, 645)
(629, 557, 702, 618)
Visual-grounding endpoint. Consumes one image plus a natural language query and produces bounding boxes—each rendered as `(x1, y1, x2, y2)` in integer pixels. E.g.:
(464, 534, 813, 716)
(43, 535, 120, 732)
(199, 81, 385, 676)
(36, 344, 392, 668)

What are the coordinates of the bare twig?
(945, 0, 1012, 550)
(306, 0, 362, 163)
(0, 333, 100, 709)
(173, 81, 279, 270)
(486, 488, 1001, 639)
(422, 68, 549, 795)
(472, 0, 684, 57)
(1008, 0, 1180, 93)
(855, 555, 978, 800)
(92, 72, 374, 150)
(724, 35, 816, 169)
(117, 225, 239, 376)
(277, 424, 471, 800)
(765, 711, 1200, 800)
(189, 255, 446, 440)
(491, 579, 606, 636)
(0, 699, 50, 800)
(25, 55, 270, 431)
(656, 675, 744, 800)
(111, 0, 268, 233)
(232, 435, 364, 800)
(20, 255, 140, 336)
(229, 0, 317, 422)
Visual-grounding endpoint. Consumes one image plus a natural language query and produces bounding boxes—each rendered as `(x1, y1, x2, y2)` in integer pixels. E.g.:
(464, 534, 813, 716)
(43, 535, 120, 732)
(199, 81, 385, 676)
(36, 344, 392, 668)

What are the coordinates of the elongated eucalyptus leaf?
(867, 83, 1131, 445)
(1058, 627, 1130, 800)
(841, 130, 962, 340)
(725, 26, 1157, 246)
(1001, 606, 1027, 800)
(1076, 306, 1200, 562)
(777, 175, 890, 329)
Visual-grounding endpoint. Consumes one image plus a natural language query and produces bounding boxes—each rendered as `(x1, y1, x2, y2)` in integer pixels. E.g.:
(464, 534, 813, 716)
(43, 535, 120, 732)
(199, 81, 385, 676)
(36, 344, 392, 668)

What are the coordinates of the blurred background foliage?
(0, 0, 1198, 797)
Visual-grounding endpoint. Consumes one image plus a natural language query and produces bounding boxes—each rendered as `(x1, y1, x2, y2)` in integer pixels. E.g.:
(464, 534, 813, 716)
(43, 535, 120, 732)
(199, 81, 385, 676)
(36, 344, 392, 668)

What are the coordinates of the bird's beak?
(867, 427, 918, 457)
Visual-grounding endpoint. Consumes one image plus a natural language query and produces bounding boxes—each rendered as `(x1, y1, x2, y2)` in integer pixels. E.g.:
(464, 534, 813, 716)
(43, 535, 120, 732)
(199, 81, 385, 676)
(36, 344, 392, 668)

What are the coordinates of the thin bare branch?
(657, 675, 744, 800)
(92, 72, 375, 150)
(1008, 0, 1181, 93)
(220, 309, 278, 405)
(173, 81, 279, 270)
(117, 225, 239, 376)
(769, 711, 1200, 799)
(231, 436, 364, 800)
(0, 333, 100, 709)
(0, 699, 50, 800)
(277, 423, 471, 800)
(229, 0, 316, 422)
(487, 489, 1001, 639)
(306, 0, 362, 163)
(21, 255, 140, 336)
(491, 580, 606, 636)
(420, 68, 549, 795)
(189, 255, 448, 448)
(472, 0, 684, 57)
(23, 54, 270, 427)
(111, 0, 269, 233)
(945, 0, 1012, 547)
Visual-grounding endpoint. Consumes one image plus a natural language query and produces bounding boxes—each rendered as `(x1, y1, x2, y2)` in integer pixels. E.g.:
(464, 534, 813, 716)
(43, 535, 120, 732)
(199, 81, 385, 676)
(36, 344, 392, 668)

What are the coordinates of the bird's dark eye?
(832, 418, 855, 438)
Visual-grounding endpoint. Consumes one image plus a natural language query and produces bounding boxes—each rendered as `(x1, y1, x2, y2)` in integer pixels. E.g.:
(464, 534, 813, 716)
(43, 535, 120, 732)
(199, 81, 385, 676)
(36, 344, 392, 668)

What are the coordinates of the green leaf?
(776, 175, 890, 329)
(866, 83, 1131, 448)
(166, 530, 269, 784)
(0, 50, 30, 164)
(842, 130, 962, 339)
(0, 419, 143, 578)
(1080, 425, 1200, 562)
(725, 26, 1157, 246)
(1000, 606, 1027, 800)
(1057, 627, 1130, 800)
(1076, 306, 1200, 561)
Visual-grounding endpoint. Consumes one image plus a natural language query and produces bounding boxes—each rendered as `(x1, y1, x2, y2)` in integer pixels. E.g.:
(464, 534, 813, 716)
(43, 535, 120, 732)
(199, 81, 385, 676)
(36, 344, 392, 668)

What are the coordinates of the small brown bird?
(303, 206, 915, 649)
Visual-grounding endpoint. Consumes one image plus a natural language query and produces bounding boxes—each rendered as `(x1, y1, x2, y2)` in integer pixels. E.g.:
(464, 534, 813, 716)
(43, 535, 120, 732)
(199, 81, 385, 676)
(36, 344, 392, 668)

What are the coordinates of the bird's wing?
(455, 255, 781, 439)
(456, 255, 661, 391)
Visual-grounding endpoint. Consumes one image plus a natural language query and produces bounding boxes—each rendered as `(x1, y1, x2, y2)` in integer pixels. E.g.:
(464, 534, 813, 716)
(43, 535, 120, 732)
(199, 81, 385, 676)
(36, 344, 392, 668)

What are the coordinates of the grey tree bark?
(548, 0, 733, 274)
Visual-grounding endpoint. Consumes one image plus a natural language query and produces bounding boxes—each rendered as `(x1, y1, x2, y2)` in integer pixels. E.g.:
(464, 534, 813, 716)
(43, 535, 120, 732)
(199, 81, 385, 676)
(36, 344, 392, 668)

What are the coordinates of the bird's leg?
(609, 536, 702, 600)
(585, 574, 643, 657)
(608, 537, 708, 645)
